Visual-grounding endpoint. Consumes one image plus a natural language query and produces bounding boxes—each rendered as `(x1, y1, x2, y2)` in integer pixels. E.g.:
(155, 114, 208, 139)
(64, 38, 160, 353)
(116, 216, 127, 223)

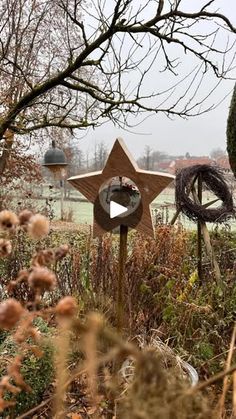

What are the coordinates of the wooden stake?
(192, 186, 222, 288)
(197, 174, 203, 283)
(117, 224, 128, 333)
(170, 209, 180, 225)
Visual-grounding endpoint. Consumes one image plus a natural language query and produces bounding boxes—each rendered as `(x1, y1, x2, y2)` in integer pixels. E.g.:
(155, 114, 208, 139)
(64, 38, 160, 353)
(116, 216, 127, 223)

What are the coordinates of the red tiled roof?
(175, 157, 212, 169)
(215, 156, 231, 170)
(157, 161, 172, 170)
(156, 155, 231, 174)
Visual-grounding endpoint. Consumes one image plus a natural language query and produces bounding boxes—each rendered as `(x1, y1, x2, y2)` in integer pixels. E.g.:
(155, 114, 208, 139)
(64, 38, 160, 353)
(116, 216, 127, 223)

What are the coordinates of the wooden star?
(67, 138, 175, 237)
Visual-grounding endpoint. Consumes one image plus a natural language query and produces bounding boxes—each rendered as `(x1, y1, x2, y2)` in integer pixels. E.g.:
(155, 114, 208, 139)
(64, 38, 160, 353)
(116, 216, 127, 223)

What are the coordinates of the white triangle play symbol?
(110, 201, 128, 219)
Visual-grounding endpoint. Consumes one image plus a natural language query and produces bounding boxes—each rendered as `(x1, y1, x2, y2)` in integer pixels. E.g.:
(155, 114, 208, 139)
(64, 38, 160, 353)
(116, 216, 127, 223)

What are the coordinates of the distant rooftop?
(156, 155, 231, 174)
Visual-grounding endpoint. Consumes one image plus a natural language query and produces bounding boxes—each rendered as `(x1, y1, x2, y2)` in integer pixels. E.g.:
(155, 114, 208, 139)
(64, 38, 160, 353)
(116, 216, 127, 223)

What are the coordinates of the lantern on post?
(42, 140, 68, 220)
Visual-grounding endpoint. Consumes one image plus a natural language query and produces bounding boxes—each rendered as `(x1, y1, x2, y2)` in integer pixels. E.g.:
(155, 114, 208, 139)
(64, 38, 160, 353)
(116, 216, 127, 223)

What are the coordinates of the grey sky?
(76, 0, 236, 160)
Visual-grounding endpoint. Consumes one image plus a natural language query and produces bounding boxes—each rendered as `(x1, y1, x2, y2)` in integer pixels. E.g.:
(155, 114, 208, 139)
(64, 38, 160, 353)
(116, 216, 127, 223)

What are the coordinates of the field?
(13, 183, 236, 230)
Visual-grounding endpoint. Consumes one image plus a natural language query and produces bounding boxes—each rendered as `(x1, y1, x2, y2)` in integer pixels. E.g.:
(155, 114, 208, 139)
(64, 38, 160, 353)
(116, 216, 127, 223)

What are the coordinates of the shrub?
(0, 317, 54, 417)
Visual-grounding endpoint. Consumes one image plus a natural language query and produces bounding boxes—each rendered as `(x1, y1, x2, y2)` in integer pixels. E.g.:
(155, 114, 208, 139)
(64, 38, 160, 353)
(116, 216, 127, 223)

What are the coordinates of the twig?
(192, 185, 222, 287)
(16, 399, 51, 419)
(233, 371, 236, 418)
(186, 363, 236, 395)
(218, 323, 236, 417)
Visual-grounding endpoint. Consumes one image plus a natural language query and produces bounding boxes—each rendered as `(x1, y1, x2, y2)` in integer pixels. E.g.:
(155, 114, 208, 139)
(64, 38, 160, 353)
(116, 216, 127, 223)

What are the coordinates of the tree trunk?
(0, 130, 14, 176)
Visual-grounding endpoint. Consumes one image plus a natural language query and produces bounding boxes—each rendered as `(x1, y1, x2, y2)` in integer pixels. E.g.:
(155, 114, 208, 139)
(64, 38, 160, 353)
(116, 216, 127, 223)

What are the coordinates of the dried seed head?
(55, 296, 77, 317)
(31, 249, 55, 267)
(16, 269, 29, 283)
(27, 214, 50, 239)
(28, 267, 57, 292)
(7, 355, 31, 391)
(0, 299, 24, 330)
(0, 396, 16, 412)
(0, 239, 12, 257)
(6, 280, 18, 294)
(0, 375, 21, 394)
(54, 244, 70, 261)
(0, 210, 19, 231)
(18, 209, 33, 226)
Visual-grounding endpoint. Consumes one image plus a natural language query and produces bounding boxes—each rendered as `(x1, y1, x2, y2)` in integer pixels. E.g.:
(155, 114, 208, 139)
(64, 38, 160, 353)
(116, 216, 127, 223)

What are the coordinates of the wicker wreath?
(175, 164, 234, 223)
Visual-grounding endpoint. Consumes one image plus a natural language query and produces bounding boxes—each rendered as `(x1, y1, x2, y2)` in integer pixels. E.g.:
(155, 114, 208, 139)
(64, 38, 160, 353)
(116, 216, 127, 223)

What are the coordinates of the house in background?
(156, 155, 231, 175)
(215, 155, 231, 173)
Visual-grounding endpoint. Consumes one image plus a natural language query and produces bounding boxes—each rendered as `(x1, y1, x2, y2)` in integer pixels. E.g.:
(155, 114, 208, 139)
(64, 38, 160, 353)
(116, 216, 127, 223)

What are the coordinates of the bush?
(0, 317, 54, 417)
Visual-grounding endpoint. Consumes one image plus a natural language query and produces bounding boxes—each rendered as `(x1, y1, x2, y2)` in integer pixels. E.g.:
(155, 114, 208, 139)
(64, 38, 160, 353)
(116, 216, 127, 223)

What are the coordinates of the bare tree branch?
(0, 0, 235, 174)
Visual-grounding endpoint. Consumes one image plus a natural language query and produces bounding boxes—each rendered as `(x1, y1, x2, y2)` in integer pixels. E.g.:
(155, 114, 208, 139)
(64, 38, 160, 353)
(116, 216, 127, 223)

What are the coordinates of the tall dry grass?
(1, 213, 236, 417)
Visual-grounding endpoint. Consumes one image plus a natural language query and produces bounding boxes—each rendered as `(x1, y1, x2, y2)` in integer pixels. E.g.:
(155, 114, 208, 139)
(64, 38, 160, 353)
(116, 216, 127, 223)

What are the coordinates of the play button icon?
(94, 176, 143, 234)
(110, 201, 128, 219)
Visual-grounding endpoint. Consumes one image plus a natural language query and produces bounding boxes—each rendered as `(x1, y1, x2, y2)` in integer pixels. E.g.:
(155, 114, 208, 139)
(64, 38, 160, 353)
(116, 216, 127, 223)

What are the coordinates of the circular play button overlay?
(94, 176, 143, 233)
(99, 177, 141, 216)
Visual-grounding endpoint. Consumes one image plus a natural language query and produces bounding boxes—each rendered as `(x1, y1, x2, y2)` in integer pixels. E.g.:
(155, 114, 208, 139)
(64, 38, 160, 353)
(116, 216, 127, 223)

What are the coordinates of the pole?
(197, 174, 202, 282)
(60, 179, 64, 221)
(117, 224, 128, 333)
(107, 225, 128, 419)
(192, 185, 222, 288)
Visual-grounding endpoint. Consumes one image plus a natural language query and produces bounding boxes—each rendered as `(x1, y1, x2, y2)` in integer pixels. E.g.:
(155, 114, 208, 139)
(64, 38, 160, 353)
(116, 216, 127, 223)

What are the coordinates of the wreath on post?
(175, 165, 234, 223)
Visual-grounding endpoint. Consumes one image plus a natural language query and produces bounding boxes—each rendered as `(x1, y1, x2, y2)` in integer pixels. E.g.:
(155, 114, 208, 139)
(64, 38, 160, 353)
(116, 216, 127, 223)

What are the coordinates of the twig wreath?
(175, 165, 234, 223)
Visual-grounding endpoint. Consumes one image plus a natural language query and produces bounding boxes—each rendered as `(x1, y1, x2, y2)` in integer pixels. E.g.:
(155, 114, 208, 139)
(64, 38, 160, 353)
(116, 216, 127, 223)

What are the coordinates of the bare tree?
(0, 132, 42, 209)
(0, 0, 235, 175)
(138, 147, 170, 170)
(137, 145, 153, 170)
(210, 147, 226, 159)
(0, 0, 89, 174)
(93, 141, 108, 170)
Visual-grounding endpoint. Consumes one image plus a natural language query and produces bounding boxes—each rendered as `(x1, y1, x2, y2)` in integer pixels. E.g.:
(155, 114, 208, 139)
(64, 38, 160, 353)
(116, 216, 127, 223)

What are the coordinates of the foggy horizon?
(76, 89, 234, 160)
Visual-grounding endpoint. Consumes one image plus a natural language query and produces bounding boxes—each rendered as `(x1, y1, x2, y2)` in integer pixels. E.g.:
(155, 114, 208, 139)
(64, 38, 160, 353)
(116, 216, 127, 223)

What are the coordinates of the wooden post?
(117, 224, 128, 332)
(197, 174, 203, 282)
(192, 186, 222, 288)
(170, 208, 181, 225)
(60, 179, 64, 221)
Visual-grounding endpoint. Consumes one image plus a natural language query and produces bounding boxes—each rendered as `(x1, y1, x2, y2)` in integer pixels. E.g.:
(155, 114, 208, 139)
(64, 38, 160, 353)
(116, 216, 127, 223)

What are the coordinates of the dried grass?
(120, 332, 198, 388)
(0, 211, 236, 418)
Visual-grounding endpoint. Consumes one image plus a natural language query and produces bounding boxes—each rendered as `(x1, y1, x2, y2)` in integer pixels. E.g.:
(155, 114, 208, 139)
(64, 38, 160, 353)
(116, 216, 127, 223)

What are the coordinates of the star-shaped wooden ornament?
(67, 138, 175, 237)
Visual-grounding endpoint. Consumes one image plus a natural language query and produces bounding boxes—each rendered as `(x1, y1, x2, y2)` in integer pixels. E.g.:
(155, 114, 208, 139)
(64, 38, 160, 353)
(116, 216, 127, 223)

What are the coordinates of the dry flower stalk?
(53, 297, 78, 417)
(233, 371, 236, 417)
(218, 323, 236, 418)
(0, 210, 67, 410)
(84, 313, 103, 418)
(53, 323, 71, 418)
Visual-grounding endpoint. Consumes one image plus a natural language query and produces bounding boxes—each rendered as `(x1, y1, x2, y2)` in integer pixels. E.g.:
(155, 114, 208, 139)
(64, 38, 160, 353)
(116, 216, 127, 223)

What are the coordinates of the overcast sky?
(76, 0, 236, 159)
(78, 88, 234, 158)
